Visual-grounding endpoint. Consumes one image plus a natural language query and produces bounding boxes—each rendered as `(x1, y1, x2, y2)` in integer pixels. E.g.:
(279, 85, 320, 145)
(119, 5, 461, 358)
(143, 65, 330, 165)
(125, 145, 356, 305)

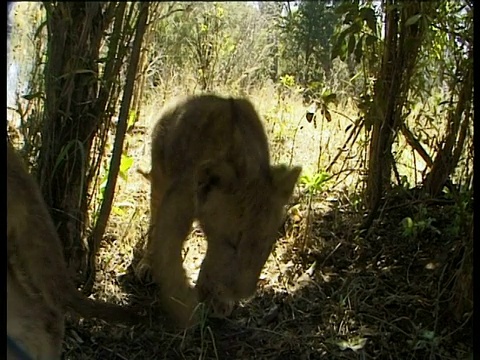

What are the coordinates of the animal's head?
(195, 160, 301, 306)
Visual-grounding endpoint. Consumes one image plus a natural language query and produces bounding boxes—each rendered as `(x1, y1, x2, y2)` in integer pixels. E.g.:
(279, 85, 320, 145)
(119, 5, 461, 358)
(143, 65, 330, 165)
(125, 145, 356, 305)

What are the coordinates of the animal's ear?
(196, 160, 236, 202)
(270, 165, 302, 202)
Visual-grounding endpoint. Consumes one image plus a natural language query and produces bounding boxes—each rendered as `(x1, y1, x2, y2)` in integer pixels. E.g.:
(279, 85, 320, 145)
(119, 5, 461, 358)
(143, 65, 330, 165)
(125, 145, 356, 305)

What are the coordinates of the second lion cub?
(137, 94, 301, 327)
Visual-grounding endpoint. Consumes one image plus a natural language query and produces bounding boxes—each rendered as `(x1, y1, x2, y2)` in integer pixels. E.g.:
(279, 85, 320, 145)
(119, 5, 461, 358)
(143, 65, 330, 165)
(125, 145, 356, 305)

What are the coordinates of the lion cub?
(136, 94, 301, 328)
(7, 143, 142, 359)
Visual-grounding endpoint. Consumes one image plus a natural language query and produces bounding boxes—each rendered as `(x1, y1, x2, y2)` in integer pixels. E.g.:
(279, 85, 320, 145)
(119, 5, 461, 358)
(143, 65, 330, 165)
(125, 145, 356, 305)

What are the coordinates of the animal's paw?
(196, 283, 235, 318)
(163, 286, 201, 329)
(208, 297, 235, 318)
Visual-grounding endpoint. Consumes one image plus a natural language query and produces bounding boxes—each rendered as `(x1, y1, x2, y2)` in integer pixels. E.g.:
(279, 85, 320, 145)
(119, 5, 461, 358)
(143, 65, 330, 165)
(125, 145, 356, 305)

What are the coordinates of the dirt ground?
(63, 185, 473, 360)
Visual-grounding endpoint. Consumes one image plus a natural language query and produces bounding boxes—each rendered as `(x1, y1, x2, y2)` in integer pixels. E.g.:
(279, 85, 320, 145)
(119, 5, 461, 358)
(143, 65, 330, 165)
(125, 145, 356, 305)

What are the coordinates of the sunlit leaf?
(322, 92, 337, 105)
(402, 217, 413, 228)
(112, 206, 126, 216)
(119, 154, 134, 181)
(336, 337, 368, 351)
(127, 110, 137, 129)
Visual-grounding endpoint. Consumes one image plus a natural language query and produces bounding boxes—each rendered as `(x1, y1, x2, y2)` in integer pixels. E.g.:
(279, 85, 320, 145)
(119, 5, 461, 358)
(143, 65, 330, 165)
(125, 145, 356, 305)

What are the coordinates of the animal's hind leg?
(149, 179, 199, 328)
(135, 166, 167, 281)
(7, 276, 64, 359)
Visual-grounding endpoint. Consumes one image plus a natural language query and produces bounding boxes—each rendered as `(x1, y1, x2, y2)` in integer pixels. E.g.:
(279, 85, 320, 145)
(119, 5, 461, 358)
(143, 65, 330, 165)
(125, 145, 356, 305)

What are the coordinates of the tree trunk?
(39, 2, 110, 281)
(364, 0, 400, 214)
(363, 0, 432, 228)
(423, 54, 473, 197)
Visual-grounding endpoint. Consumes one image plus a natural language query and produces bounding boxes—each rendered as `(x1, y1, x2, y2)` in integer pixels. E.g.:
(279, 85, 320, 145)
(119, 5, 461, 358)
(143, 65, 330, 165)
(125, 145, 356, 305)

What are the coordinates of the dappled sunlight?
(7, 1, 472, 359)
(74, 185, 472, 359)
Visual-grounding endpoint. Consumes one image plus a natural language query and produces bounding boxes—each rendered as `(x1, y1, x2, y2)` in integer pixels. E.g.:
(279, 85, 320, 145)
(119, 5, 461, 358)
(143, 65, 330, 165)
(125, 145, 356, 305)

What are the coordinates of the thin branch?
(84, 1, 150, 294)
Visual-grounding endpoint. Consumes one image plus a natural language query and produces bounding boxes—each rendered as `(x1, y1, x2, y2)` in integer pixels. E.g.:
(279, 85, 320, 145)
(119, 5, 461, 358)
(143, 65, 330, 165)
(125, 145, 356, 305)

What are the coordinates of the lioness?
(7, 143, 142, 359)
(136, 94, 301, 328)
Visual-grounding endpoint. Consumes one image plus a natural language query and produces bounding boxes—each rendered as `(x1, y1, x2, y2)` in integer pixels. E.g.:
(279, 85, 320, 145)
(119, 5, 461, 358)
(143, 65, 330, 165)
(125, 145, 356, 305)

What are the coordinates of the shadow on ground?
(62, 188, 473, 360)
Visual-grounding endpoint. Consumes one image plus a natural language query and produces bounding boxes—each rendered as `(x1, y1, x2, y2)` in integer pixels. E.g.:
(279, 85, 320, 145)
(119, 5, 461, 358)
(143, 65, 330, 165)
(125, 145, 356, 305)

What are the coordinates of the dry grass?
(64, 191, 473, 360)
(7, 6, 472, 358)
(61, 92, 472, 360)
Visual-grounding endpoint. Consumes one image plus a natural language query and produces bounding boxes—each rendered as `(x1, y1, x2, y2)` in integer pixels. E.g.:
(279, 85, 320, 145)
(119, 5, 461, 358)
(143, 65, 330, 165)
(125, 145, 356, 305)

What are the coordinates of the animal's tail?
(65, 290, 145, 325)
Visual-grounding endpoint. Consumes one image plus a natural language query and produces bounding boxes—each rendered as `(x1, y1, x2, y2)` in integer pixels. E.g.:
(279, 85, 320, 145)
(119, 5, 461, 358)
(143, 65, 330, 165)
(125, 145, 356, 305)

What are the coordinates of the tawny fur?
(7, 143, 143, 360)
(136, 94, 301, 328)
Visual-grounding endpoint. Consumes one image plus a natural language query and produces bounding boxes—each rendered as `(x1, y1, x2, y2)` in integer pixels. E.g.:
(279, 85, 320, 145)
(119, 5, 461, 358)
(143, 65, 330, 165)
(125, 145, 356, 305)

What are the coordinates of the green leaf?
(365, 34, 377, 46)
(401, 217, 415, 236)
(22, 92, 44, 101)
(112, 206, 126, 216)
(344, 11, 355, 24)
(335, 2, 356, 16)
(360, 7, 376, 33)
(127, 110, 137, 129)
(349, 22, 362, 34)
(331, 36, 340, 60)
(324, 109, 332, 122)
(119, 154, 134, 180)
(331, 47, 340, 60)
(336, 337, 368, 351)
(99, 176, 108, 192)
(322, 92, 337, 105)
(405, 14, 422, 27)
(420, 330, 436, 340)
(348, 34, 356, 55)
(339, 41, 348, 62)
(331, 29, 348, 60)
(403, 217, 413, 227)
(354, 35, 364, 63)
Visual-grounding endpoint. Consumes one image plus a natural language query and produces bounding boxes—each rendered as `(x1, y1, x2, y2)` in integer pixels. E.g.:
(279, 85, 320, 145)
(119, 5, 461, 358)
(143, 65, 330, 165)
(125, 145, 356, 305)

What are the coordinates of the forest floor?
(63, 188, 473, 360)
(62, 95, 473, 360)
